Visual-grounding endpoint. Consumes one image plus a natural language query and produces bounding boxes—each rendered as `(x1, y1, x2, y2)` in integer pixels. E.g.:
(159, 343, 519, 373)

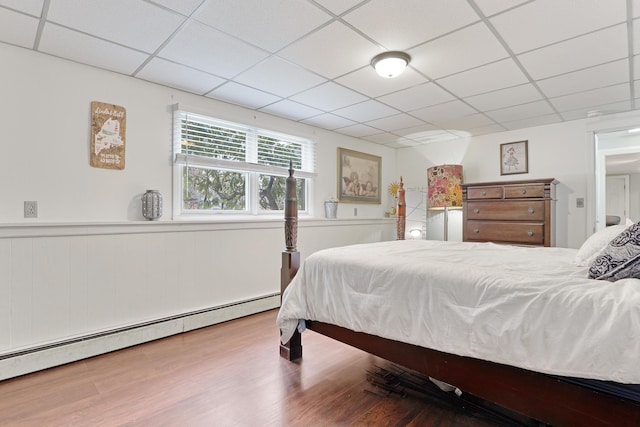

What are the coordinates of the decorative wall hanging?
(500, 140, 528, 175)
(90, 101, 126, 170)
(337, 148, 381, 204)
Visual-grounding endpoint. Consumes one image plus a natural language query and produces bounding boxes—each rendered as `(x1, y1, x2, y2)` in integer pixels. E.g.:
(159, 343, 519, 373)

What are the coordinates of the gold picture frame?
(337, 148, 381, 204)
(500, 140, 528, 175)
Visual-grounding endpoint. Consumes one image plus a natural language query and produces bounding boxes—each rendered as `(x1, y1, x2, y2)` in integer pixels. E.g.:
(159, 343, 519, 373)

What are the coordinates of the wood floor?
(0, 309, 516, 426)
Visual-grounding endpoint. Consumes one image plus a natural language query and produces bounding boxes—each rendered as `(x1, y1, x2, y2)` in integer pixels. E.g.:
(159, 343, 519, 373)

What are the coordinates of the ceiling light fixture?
(371, 51, 411, 78)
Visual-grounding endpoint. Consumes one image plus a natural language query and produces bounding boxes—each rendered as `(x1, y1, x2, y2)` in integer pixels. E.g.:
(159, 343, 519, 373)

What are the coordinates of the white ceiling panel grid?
(1, 0, 638, 145)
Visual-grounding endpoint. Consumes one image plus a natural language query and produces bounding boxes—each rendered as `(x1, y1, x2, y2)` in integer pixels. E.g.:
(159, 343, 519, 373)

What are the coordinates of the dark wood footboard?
(306, 320, 640, 427)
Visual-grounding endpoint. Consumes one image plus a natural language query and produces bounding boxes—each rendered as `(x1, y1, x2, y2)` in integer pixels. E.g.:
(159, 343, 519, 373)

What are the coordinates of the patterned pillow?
(589, 222, 640, 281)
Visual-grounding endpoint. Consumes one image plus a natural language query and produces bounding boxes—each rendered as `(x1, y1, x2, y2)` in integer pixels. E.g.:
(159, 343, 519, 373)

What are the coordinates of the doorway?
(594, 129, 640, 231)
(605, 174, 629, 224)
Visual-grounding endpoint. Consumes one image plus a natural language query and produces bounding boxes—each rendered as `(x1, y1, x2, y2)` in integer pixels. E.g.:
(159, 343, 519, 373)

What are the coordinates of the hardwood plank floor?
(0, 310, 516, 426)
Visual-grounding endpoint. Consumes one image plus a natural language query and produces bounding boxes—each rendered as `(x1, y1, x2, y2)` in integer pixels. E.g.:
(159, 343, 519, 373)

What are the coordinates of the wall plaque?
(90, 101, 126, 170)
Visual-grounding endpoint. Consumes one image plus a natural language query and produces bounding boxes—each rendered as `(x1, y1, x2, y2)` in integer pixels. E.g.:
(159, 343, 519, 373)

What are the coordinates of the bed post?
(280, 161, 302, 361)
(396, 176, 406, 240)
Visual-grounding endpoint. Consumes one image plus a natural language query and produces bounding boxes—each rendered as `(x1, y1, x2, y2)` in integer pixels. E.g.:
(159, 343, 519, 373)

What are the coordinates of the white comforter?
(277, 240, 640, 383)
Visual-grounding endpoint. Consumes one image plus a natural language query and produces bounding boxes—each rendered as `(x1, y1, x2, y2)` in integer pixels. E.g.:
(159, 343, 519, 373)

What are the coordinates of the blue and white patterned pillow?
(589, 222, 640, 281)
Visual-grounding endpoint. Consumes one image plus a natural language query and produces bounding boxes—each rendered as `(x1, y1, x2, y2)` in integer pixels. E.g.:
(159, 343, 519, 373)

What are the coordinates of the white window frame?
(172, 108, 315, 219)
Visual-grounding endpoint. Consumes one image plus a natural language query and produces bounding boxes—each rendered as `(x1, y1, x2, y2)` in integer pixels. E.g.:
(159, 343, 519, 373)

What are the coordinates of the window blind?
(173, 110, 315, 176)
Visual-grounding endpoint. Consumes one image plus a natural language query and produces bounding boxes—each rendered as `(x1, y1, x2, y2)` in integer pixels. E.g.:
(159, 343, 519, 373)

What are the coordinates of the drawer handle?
(527, 230, 534, 237)
(473, 208, 480, 214)
(473, 229, 480, 234)
(481, 191, 487, 196)
(528, 207, 535, 214)
(520, 189, 527, 195)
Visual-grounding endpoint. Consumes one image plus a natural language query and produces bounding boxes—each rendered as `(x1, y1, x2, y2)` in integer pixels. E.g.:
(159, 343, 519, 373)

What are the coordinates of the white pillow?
(574, 223, 630, 267)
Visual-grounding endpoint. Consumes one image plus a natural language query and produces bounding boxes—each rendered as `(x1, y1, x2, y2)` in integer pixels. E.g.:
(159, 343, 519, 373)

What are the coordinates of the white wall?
(0, 43, 398, 362)
(0, 43, 397, 222)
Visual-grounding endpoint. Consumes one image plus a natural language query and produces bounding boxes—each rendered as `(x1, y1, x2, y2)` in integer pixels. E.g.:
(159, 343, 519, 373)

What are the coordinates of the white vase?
(142, 190, 163, 220)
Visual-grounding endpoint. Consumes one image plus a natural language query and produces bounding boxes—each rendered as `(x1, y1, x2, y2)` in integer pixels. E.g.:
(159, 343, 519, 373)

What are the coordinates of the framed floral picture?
(337, 148, 381, 203)
(500, 140, 528, 175)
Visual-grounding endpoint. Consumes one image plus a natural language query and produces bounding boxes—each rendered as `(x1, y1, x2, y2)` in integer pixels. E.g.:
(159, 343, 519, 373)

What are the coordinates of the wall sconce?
(371, 51, 411, 78)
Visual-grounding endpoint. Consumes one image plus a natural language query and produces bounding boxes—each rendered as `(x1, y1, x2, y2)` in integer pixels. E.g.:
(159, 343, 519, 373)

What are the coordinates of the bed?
(277, 169, 640, 426)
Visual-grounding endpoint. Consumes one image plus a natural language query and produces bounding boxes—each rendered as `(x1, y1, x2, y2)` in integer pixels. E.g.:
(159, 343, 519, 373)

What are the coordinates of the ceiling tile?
(333, 99, 400, 122)
(377, 82, 455, 112)
(206, 82, 280, 109)
(39, 23, 148, 75)
(313, 0, 364, 16)
(561, 100, 631, 121)
(336, 67, 428, 98)
(259, 99, 323, 121)
(159, 21, 269, 78)
(301, 113, 356, 130)
(537, 59, 629, 98)
(0, 7, 38, 48)
(360, 132, 410, 145)
(195, 0, 331, 52)
(137, 57, 225, 95)
(634, 19, 640, 55)
(409, 22, 509, 79)
(518, 24, 629, 80)
(634, 56, 640, 80)
(278, 21, 381, 79)
(406, 130, 460, 143)
(436, 58, 528, 98)
(501, 113, 563, 130)
(468, 123, 506, 136)
(150, 0, 205, 16)
(392, 123, 439, 138)
(464, 84, 542, 111)
(47, 0, 185, 53)
(0, 0, 43, 16)
(234, 56, 326, 98)
(431, 113, 495, 131)
(334, 123, 381, 138)
(486, 100, 555, 123)
(473, 0, 529, 17)
(410, 100, 477, 123)
(549, 83, 630, 112)
(365, 113, 425, 132)
(491, 0, 626, 54)
(290, 82, 367, 111)
(343, 0, 479, 49)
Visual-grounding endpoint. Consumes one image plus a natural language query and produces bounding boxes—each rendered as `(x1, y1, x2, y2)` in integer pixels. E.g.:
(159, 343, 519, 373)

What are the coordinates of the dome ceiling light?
(371, 51, 411, 78)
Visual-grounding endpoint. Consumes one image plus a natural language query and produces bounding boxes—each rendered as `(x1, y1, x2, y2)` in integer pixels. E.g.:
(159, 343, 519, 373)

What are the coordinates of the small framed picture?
(337, 147, 381, 204)
(500, 140, 528, 175)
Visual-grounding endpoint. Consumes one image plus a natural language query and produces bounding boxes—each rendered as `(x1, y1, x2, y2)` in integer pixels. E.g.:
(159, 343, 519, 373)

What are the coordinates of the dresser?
(462, 178, 558, 247)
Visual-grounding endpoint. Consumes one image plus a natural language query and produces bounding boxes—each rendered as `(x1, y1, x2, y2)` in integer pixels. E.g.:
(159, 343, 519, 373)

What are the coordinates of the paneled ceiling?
(2, 0, 640, 147)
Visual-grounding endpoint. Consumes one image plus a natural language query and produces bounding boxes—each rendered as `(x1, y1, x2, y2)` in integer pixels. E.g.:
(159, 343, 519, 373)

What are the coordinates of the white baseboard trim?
(0, 293, 280, 381)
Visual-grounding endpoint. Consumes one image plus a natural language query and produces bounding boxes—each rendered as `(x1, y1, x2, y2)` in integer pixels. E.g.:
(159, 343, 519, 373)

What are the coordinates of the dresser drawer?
(504, 184, 545, 199)
(467, 186, 503, 199)
(467, 200, 545, 221)
(465, 221, 545, 245)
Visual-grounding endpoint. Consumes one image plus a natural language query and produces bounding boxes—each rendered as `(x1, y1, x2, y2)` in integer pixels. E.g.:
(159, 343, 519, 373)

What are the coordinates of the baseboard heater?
(0, 293, 281, 381)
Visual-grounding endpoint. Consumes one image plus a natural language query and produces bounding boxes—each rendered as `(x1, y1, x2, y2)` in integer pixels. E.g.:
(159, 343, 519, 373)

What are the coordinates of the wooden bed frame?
(278, 167, 640, 426)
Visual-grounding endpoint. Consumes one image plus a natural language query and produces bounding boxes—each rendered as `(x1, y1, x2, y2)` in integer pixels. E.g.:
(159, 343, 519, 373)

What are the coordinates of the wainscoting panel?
(0, 219, 394, 379)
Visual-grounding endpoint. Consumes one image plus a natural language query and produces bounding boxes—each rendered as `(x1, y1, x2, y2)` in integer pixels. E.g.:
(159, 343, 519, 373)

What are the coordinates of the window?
(173, 109, 315, 217)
